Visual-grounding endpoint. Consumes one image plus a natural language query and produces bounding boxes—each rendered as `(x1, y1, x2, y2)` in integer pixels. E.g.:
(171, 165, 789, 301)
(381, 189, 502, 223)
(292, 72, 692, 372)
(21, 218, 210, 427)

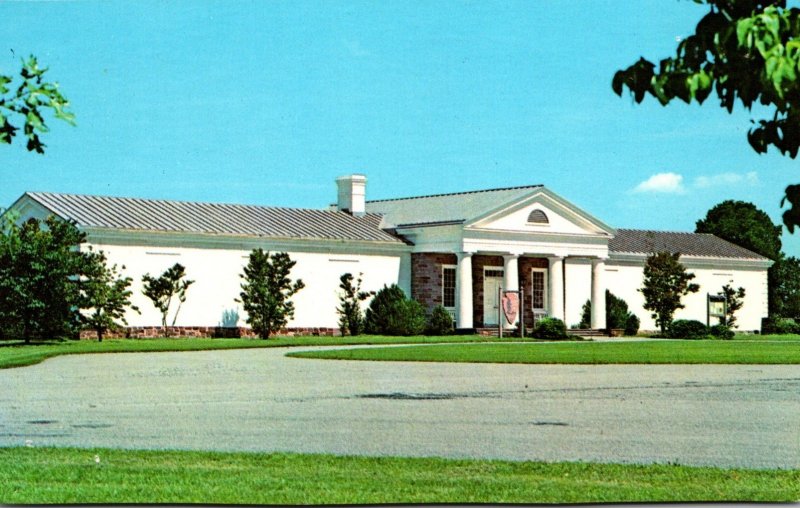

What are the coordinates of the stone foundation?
(78, 326, 340, 340)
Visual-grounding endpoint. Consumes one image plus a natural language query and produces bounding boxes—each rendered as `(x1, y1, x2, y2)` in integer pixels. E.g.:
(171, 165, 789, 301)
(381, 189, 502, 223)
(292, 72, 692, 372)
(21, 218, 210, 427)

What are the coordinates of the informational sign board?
(707, 293, 727, 326)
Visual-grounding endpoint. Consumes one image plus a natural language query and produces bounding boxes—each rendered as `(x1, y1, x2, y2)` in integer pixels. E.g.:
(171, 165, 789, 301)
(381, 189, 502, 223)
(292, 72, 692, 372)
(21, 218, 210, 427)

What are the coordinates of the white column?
(548, 256, 564, 321)
(456, 252, 474, 329)
(591, 258, 606, 329)
(502, 254, 520, 328)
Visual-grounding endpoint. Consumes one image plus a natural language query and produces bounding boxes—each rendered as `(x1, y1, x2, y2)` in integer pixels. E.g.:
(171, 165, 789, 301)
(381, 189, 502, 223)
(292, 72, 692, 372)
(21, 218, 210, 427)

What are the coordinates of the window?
(527, 209, 549, 224)
(442, 266, 456, 309)
(531, 268, 547, 310)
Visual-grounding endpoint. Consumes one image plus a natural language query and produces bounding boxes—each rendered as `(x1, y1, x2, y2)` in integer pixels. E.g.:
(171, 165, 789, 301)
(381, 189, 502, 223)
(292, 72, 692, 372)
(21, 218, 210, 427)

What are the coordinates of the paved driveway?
(0, 346, 798, 469)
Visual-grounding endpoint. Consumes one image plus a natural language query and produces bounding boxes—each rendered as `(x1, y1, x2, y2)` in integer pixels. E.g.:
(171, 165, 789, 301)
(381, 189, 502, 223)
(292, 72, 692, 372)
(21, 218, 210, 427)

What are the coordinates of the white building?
(6, 174, 772, 336)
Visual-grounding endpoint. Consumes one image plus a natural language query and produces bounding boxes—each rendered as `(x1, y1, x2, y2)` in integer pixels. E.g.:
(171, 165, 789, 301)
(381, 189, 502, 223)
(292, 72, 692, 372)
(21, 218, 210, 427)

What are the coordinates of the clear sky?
(3, 0, 800, 255)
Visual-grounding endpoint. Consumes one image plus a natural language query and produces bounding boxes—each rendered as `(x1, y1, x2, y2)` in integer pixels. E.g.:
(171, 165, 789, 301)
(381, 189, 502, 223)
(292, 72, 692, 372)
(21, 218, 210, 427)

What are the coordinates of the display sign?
(502, 291, 519, 325)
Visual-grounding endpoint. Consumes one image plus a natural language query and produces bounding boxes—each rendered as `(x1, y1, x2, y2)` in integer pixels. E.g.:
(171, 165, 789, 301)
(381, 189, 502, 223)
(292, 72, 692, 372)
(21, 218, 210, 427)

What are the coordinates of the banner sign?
(501, 291, 519, 325)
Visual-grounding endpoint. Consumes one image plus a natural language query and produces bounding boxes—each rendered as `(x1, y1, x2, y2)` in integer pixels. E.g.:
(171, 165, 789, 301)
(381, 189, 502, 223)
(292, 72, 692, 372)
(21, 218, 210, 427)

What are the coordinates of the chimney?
(336, 174, 366, 216)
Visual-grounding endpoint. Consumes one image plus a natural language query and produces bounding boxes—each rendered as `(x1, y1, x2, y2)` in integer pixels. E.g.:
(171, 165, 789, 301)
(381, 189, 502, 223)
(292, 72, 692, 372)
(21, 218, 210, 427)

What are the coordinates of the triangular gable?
(3, 192, 63, 225)
(466, 187, 616, 236)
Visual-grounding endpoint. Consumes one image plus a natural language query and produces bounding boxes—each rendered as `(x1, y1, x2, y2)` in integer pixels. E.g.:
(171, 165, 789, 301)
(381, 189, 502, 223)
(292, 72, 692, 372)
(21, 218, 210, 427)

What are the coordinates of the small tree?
(720, 284, 746, 329)
(141, 263, 194, 331)
(238, 250, 305, 339)
(80, 250, 139, 342)
(640, 252, 700, 334)
(336, 272, 372, 336)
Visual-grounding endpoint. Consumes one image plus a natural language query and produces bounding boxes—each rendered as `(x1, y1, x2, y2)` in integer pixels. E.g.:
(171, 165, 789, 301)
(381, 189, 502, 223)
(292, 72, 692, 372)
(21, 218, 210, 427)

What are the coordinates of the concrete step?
(567, 328, 607, 337)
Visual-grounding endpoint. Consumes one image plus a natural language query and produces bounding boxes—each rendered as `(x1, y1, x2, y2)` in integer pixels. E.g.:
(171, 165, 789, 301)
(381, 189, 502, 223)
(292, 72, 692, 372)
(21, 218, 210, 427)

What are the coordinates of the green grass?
(289, 340, 800, 364)
(733, 333, 800, 341)
(0, 334, 494, 370)
(0, 447, 796, 503)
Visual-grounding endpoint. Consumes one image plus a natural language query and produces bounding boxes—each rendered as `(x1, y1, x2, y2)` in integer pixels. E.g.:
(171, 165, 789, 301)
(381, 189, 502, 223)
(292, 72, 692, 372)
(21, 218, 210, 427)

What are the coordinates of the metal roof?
(609, 229, 769, 260)
(24, 192, 405, 244)
(365, 184, 543, 227)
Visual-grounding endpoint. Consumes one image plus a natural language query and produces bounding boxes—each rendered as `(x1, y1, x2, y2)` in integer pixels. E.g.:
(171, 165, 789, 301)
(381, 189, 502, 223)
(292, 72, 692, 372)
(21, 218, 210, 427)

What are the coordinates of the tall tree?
(695, 200, 782, 259)
(769, 255, 800, 317)
(1, 55, 75, 153)
(640, 252, 700, 334)
(694, 200, 798, 316)
(80, 250, 139, 342)
(141, 263, 194, 330)
(238, 250, 304, 339)
(612, 1, 800, 231)
(0, 216, 87, 342)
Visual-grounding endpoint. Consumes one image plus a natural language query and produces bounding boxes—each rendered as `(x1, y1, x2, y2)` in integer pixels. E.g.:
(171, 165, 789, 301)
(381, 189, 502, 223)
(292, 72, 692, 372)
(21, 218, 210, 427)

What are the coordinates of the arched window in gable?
(527, 209, 549, 225)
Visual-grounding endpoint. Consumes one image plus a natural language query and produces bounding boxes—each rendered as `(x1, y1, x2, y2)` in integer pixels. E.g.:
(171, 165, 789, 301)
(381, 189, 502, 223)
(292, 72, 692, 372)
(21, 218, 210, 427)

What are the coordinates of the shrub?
(532, 317, 568, 340)
(667, 319, 709, 339)
(624, 314, 640, 336)
(709, 324, 735, 340)
(427, 305, 453, 336)
(364, 284, 426, 336)
(761, 317, 800, 334)
(579, 290, 637, 331)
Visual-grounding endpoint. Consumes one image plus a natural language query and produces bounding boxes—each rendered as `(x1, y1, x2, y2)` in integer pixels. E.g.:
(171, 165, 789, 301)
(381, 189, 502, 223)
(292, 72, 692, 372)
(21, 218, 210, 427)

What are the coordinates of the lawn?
(0, 334, 494, 370)
(1, 447, 797, 504)
(288, 340, 800, 364)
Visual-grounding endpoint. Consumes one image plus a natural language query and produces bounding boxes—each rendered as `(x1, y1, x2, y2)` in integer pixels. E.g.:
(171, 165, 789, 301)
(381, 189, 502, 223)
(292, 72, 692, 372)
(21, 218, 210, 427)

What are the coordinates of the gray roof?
(365, 185, 543, 227)
(23, 192, 404, 244)
(610, 229, 769, 260)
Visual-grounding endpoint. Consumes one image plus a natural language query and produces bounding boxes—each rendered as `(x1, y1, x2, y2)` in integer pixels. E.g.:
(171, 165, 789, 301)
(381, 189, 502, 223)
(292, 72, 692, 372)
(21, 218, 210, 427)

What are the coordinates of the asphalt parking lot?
(0, 346, 798, 469)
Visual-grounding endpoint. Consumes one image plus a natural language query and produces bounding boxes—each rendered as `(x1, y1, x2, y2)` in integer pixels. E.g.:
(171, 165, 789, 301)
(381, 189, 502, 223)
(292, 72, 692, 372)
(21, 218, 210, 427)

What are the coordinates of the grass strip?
(0, 335, 494, 370)
(0, 446, 796, 504)
(289, 340, 800, 364)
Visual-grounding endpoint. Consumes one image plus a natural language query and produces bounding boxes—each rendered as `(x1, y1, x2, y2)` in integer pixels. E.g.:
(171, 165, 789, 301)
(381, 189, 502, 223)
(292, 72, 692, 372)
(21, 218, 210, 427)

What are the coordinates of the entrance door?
(483, 269, 504, 325)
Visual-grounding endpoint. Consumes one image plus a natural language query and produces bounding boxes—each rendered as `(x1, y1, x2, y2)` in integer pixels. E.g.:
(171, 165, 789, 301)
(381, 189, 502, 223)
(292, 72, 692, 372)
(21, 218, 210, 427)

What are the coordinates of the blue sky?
(3, 0, 800, 255)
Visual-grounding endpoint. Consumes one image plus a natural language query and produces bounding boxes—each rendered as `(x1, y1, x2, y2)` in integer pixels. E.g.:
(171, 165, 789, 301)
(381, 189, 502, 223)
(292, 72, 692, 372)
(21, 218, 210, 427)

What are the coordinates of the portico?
(450, 251, 607, 331)
(390, 185, 616, 332)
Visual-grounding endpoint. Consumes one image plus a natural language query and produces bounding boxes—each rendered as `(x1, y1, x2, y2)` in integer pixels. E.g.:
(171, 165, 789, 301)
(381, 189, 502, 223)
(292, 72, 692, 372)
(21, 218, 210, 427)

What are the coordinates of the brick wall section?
(78, 326, 339, 339)
(411, 253, 457, 312)
(410, 253, 550, 329)
(519, 257, 549, 330)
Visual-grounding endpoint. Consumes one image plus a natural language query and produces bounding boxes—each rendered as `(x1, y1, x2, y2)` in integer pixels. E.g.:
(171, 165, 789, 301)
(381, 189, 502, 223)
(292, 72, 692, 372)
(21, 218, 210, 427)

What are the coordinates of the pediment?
(4, 193, 60, 225)
(466, 188, 615, 237)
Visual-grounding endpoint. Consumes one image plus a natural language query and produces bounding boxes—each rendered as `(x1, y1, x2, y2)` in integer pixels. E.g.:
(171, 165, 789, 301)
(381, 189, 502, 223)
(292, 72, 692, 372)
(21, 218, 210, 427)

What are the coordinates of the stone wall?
(410, 252, 457, 312)
(78, 326, 339, 340)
